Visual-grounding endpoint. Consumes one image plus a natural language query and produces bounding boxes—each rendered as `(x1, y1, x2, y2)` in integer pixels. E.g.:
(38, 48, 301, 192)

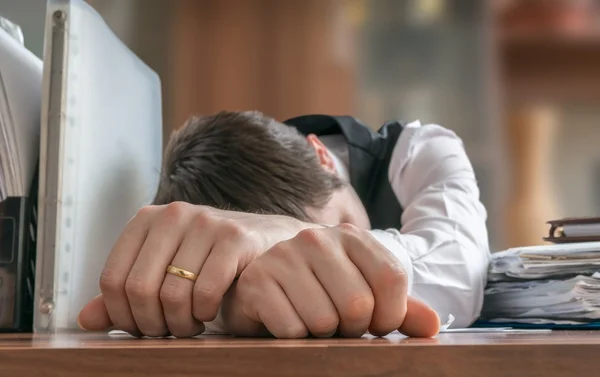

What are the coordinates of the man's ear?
(306, 134, 336, 173)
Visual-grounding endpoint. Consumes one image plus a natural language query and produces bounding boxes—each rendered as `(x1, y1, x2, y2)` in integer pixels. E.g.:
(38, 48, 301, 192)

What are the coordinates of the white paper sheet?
(484, 242, 600, 324)
(0, 26, 42, 199)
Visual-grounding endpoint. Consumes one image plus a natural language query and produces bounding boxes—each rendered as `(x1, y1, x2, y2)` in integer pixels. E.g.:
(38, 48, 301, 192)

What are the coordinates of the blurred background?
(1, 0, 600, 252)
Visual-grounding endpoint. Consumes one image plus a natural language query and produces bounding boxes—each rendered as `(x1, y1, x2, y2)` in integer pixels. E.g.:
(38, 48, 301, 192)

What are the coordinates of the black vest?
(284, 115, 404, 230)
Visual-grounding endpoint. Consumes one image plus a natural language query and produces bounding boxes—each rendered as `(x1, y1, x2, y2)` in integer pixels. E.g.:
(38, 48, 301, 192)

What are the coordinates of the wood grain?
(0, 331, 598, 376)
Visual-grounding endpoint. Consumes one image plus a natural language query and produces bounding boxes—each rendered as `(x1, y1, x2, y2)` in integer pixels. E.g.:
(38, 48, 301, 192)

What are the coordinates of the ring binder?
(34, 0, 162, 332)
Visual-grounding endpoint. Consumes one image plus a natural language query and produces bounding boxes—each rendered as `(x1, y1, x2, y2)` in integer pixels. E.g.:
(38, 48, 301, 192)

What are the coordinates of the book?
(545, 217, 600, 243)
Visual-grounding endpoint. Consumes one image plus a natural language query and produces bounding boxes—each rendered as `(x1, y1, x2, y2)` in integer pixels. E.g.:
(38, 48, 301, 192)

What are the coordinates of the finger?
(268, 256, 339, 337)
(192, 238, 243, 322)
(126, 203, 190, 336)
(160, 220, 214, 337)
(398, 297, 441, 338)
(99, 205, 160, 334)
(228, 266, 308, 339)
(220, 282, 266, 337)
(78, 295, 112, 331)
(339, 224, 409, 336)
(293, 229, 374, 338)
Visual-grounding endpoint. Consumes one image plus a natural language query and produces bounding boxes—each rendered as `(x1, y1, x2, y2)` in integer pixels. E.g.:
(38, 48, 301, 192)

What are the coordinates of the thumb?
(77, 294, 114, 331)
(397, 296, 441, 338)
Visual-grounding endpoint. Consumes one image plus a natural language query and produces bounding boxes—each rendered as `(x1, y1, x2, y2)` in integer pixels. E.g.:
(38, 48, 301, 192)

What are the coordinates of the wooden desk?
(0, 331, 598, 376)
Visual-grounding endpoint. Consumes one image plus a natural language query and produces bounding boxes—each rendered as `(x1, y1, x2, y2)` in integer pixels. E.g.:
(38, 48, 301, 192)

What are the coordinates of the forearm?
(383, 122, 491, 327)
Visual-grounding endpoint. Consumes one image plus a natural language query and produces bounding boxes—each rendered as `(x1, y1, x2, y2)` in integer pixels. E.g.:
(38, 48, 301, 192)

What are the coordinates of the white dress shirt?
(328, 120, 490, 328)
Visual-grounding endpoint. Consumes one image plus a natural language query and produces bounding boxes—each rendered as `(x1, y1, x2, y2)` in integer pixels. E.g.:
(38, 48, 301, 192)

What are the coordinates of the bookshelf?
(498, 0, 600, 247)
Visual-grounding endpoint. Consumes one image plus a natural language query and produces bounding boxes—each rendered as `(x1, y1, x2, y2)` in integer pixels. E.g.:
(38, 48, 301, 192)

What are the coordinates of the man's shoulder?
(392, 119, 461, 151)
(399, 120, 460, 138)
(388, 121, 467, 178)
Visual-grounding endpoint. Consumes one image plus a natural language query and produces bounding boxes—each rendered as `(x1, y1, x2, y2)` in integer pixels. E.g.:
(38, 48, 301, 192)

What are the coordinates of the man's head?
(154, 111, 370, 228)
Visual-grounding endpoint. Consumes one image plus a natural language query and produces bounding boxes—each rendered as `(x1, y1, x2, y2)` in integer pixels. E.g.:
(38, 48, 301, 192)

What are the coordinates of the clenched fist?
(77, 202, 318, 337)
(221, 224, 440, 338)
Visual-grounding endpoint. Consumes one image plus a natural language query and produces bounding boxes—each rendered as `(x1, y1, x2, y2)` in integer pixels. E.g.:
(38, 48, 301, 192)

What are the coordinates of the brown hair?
(153, 111, 344, 221)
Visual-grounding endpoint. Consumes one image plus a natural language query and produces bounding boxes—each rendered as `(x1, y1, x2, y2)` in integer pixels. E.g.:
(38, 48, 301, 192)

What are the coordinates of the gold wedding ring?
(166, 265, 197, 282)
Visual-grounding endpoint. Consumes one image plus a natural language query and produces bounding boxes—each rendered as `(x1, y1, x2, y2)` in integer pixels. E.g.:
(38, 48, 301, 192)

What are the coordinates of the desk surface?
(0, 331, 598, 377)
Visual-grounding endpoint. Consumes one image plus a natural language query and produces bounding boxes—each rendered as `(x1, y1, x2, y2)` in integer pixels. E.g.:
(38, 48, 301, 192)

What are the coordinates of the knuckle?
(125, 277, 153, 300)
(309, 314, 339, 336)
(276, 324, 309, 339)
(338, 222, 360, 234)
(190, 211, 211, 230)
(136, 205, 157, 219)
(337, 223, 367, 243)
(160, 282, 187, 308)
(193, 282, 217, 301)
(296, 228, 328, 250)
(221, 219, 246, 239)
(193, 282, 221, 317)
(162, 201, 189, 221)
(99, 269, 124, 294)
(378, 263, 407, 289)
(296, 228, 341, 261)
(342, 293, 375, 322)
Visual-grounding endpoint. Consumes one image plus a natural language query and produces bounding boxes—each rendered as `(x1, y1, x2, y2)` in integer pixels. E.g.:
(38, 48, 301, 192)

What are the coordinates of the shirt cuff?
(368, 229, 414, 295)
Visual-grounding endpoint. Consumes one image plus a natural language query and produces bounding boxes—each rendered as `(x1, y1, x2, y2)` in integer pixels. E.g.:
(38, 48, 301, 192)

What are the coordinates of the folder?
(545, 217, 600, 244)
(34, 0, 162, 332)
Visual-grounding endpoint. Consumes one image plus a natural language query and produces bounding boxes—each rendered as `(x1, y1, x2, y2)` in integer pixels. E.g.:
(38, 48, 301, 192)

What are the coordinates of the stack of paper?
(0, 21, 43, 201)
(481, 242, 600, 325)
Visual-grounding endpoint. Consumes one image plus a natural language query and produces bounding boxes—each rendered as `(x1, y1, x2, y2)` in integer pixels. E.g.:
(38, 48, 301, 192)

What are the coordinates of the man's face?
(305, 135, 371, 229)
(308, 185, 371, 229)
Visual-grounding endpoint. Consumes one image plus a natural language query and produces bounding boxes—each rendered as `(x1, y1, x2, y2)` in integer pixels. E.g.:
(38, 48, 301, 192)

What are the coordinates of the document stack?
(0, 20, 43, 331)
(478, 218, 600, 329)
(0, 21, 41, 202)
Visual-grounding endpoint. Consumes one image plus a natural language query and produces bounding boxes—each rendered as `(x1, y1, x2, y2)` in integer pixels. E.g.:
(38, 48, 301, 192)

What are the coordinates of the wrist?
(283, 216, 324, 232)
(260, 215, 324, 252)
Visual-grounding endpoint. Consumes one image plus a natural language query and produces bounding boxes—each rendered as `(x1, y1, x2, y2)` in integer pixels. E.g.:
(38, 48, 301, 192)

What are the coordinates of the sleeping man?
(78, 111, 490, 338)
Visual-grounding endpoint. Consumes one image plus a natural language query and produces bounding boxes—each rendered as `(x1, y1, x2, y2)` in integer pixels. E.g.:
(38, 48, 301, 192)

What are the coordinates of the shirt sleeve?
(368, 121, 490, 328)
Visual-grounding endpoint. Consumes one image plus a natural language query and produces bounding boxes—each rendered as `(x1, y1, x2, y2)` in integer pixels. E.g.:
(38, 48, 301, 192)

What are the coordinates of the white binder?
(35, 0, 162, 332)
